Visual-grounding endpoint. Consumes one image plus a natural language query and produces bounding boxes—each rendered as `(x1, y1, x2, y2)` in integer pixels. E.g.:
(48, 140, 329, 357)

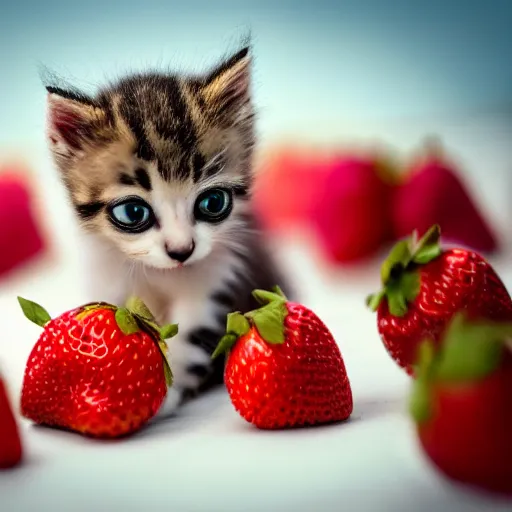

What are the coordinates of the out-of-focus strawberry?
(0, 168, 46, 278)
(410, 313, 512, 496)
(392, 140, 499, 253)
(309, 152, 397, 263)
(252, 148, 332, 233)
(0, 370, 23, 468)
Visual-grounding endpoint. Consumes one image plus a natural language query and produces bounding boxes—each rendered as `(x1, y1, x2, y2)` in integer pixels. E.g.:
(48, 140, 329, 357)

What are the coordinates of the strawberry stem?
(366, 224, 442, 317)
(212, 286, 289, 359)
(125, 296, 155, 321)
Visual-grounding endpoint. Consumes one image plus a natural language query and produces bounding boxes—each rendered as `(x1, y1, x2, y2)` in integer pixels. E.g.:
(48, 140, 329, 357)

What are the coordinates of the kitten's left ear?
(46, 86, 108, 161)
(201, 47, 251, 118)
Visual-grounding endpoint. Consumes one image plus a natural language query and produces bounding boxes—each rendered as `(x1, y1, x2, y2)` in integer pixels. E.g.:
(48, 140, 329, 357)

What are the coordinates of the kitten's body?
(81, 217, 288, 415)
(45, 47, 291, 416)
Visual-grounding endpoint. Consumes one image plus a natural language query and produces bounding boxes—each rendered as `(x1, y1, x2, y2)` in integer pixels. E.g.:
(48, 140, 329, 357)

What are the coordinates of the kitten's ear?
(46, 86, 107, 160)
(200, 47, 251, 119)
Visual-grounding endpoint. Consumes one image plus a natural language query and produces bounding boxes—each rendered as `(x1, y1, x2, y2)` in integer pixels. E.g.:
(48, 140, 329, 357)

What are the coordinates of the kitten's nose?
(165, 241, 195, 263)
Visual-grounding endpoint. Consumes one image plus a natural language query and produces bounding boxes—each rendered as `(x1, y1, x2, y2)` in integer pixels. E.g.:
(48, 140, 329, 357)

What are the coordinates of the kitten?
(45, 47, 292, 417)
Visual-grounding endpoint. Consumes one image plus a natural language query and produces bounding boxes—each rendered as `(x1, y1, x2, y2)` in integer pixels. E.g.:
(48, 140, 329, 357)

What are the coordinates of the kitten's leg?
(156, 331, 223, 417)
(156, 296, 229, 418)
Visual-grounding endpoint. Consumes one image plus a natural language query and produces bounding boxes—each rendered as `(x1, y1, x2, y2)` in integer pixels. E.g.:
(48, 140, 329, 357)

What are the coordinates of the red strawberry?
(212, 287, 353, 429)
(0, 370, 23, 468)
(252, 148, 333, 233)
(308, 152, 397, 263)
(367, 224, 512, 376)
(410, 313, 512, 496)
(392, 141, 499, 253)
(0, 168, 46, 278)
(18, 296, 175, 438)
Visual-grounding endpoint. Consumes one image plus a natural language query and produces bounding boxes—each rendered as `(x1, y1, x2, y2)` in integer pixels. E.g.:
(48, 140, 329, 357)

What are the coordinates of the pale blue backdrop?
(0, 0, 511, 145)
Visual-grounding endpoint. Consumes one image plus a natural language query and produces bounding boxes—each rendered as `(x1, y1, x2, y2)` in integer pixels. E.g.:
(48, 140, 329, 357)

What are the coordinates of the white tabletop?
(1, 236, 511, 512)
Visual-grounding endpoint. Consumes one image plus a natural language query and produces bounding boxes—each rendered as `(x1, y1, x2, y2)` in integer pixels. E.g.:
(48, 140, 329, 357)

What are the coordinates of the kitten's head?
(46, 47, 254, 269)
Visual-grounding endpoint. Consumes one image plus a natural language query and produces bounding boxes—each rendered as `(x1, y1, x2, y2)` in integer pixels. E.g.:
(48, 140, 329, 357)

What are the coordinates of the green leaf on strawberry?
(160, 323, 179, 340)
(125, 296, 155, 321)
(18, 295, 175, 390)
(211, 286, 290, 360)
(17, 297, 52, 327)
(366, 224, 442, 317)
(114, 308, 139, 335)
(434, 313, 511, 382)
(226, 312, 250, 337)
(410, 312, 512, 424)
(247, 287, 288, 344)
(211, 334, 238, 360)
(211, 312, 250, 359)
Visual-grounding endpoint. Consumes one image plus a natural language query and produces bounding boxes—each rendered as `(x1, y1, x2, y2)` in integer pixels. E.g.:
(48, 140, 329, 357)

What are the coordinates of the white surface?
(1, 113, 512, 510)
(1, 239, 512, 512)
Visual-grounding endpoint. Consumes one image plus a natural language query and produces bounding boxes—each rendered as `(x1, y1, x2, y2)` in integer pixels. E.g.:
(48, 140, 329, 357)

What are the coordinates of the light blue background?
(0, 0, 511, 145)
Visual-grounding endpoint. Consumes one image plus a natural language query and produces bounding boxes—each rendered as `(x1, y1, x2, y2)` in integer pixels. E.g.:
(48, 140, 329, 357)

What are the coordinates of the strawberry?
(392, 141, 499, 253)
(0, 169, 46, 278)
(410, 313, 512, 496)
(0, 370, 23, 468)
(308, 152, 397, 264)
(252, 147, 333, 234)
(18, 296, 176, 438)
(366, 224, 512, 376)
(212, 287, 353, 429)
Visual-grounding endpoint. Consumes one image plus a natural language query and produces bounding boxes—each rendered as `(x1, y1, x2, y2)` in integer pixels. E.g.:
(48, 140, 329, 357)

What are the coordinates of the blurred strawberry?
(410, 313, 512, 496)
(0, 369, 23, 468)
(253, 148, 332, 233)
(392, 139, 499, 253)
(309, 152, 397, 263)
(0, 167, 46, 278)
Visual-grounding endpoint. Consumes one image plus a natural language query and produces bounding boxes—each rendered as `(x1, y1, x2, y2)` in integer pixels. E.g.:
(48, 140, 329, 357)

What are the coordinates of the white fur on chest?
(79, 232, 240, 324)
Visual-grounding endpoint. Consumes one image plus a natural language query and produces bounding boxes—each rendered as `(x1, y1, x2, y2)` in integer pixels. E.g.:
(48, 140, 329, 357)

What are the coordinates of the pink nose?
(165, 241, 195, 263)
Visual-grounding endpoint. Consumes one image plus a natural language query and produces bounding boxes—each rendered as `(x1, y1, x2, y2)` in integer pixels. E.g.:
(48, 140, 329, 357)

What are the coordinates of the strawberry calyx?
(17, 295, 177, 387)
(211, 285, 289, 360)
(366, 224, 442, 317)
(409, 312, 512, 425)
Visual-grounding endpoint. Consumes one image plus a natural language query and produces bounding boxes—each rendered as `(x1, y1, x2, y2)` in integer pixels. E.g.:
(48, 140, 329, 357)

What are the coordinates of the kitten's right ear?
(46, 86, 107, 160)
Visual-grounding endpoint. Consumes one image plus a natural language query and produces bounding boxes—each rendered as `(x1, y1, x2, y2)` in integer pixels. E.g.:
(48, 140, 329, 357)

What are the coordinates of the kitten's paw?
(155, 387, 184, 420)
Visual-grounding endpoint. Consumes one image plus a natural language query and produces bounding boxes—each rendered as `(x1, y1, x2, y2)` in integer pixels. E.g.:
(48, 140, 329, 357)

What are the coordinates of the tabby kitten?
(45, 47, 291, 417)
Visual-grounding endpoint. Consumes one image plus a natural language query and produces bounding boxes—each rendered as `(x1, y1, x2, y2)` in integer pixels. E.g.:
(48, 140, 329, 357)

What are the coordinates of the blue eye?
(108, 197, 155, 233)
(194, 188, 232, 222)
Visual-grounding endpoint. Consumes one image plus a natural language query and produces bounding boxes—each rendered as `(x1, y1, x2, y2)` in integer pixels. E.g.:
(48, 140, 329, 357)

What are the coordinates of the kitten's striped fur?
(45, 46, 291, 416)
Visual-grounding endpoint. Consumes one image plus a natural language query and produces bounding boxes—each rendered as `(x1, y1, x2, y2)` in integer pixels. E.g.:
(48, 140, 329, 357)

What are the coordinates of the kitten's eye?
(194, 188, 232, 223)
(107, 197, 155, 233)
